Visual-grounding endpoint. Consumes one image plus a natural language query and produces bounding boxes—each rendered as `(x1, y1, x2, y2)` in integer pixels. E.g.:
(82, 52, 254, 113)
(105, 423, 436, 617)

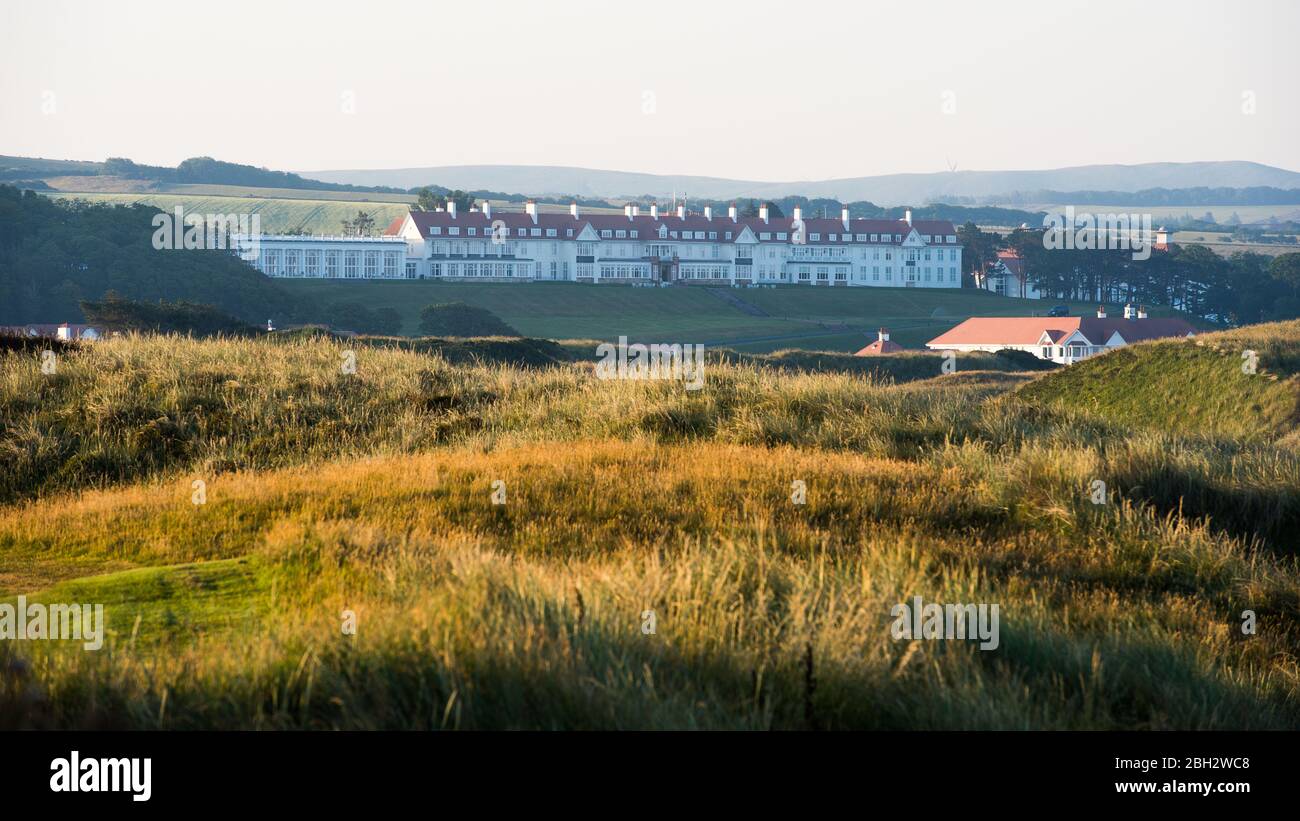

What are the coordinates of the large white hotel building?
(249, 201, 962, 288)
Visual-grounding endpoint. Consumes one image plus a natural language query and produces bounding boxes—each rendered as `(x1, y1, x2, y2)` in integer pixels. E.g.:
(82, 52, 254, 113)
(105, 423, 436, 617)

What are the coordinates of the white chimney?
(1123, 303, 1134, 319)
(878, 327, 890, 342)
(447, 200, 457, 219)
(651, 204, 659, 220)
(570, 202, 580, 220)
(842, 207, 851, 231)
(525, 200, 537, 224)
(481, 202, 491, 220)
(792, 206, 802, 222)
(677, 205, 685, 219)
(904, 209, 912, 226)
(728, 203, 737, 222)
(624, 204, 634, 220)
(704, 206, 713, 220)
(1096, 305, 1107, 318)
(632, 204, 640, 218)
(1137, 305, 1148, 319)
(759, 204, 769, 224)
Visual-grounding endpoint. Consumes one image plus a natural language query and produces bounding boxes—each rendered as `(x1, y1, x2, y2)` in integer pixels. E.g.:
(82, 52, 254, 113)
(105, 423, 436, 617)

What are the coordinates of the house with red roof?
(925, 304, 1196, 364)
(381, 201, 962, 287)
(855, 328, 904, 356)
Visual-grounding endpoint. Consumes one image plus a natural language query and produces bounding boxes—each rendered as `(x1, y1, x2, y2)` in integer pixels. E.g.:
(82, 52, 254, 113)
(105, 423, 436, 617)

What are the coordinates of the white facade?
(246, 235, 408, 280)
(245, 202, 963, 288)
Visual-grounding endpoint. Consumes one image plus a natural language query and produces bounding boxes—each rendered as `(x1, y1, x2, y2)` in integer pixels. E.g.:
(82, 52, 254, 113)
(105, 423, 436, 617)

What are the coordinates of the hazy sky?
(2, 0, 1297, 180)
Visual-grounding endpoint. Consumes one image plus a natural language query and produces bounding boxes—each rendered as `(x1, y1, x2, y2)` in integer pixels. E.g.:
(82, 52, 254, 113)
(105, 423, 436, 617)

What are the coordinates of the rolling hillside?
(41, 191, 411, 236)
(2, 331, 1297, 729)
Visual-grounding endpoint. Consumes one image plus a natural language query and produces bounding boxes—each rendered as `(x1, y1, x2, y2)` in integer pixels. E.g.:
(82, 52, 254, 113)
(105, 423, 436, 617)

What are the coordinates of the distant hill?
(302, 161, 1300, 206)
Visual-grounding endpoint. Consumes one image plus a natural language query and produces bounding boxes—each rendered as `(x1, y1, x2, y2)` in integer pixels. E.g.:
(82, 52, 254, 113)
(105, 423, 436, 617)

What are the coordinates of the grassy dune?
(1018, 319, 1300, 442)
(1, 327, 1298, 729)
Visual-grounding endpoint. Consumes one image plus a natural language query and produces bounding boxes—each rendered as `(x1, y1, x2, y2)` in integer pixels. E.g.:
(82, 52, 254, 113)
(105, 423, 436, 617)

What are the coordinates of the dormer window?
(429, 227, 441, 236)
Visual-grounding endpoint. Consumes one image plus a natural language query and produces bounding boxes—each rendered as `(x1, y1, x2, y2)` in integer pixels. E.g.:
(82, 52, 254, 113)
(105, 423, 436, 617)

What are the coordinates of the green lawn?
(279, 280, 1113, 352)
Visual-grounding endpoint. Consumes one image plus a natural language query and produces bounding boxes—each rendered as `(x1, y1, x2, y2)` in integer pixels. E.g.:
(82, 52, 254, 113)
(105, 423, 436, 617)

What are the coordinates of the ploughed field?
(0, 324, 1297, 729)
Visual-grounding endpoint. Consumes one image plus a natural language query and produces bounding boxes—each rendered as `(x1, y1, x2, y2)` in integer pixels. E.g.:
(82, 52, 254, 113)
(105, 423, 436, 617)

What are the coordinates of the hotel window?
(546, 229, 557, 237)
(810, 233, 820, 241)
(708, 232, 717, 240)
(284, 250, 299, 276)
(856, 234, 867, 241)
(872, 269, 880, 281)
(777, 232, 787, 240)
(262, 250, 280, 275)
(798, 268, 810, 281)
(405, 262, 417, 278)
(429, 227, 441, 236)
(531, 228, 541, 237)
(630, 231, 638, 239)
(870, 234, 878, 242)
(466, 263, 477, 277)
(816, 267, 828, 281)
(447, 264, 458, 276)
(364, 252, 379, 277)
(950, 269, 958, 282)
(448, 227, 459, 236)
(468, 228, 478, 236)
(616, 230, 626, 238)
(325, 251, 340, 277)
(835, 269, 847, 281)
(431, 263, 442, 277)
(601, 230, 612, 238)
(344, 251, 359, 278)
(305, 250, 321, 276)
(384, 252, 398, 277)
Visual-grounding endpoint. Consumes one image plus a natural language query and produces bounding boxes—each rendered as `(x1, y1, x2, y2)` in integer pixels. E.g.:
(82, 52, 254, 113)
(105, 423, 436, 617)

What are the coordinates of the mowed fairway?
(279, 280, 1104, 350)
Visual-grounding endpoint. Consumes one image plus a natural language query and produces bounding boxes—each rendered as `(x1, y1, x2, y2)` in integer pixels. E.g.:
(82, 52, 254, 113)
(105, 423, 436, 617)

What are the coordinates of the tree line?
(957, 220, 1300, 325)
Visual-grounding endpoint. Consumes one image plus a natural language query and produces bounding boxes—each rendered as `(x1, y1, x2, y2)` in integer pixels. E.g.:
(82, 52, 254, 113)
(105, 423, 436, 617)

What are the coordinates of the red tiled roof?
(927, 316, 1197, 348)
(382, 216, 406, 236)
(855, 338, 904, 356)
(398, 209, 956, 246)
